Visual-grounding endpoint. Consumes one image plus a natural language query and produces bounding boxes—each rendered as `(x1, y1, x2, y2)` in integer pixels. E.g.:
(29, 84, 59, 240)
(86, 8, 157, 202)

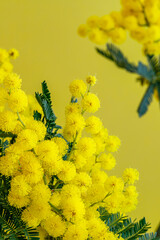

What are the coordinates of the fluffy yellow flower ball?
(10, 175, 31, 197)
(0, 111, 17, 132)
(16, 129, 38, 151)
(122, 168, 139, 184)
(69, 79, 87, 97)
(82, 93, 100, 113)
(42, 212, 66, 238)
(98, 153, 116, 170)
(106, 135, 121, 152)
(8, 89, 28, 112)
(85, 115, 103, 134)
(86, 75, 97, 86)
(3, 73, 22, 90)
(77, 137, 96, 157)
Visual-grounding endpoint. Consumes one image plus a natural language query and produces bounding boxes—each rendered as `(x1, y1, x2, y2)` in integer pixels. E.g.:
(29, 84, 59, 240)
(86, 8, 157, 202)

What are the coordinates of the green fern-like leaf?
(33, 110, 42, 121)
(138, 232, 159, 240)
(98, 208, 153, 240)
(137, 62, 154, 82)
(42, 80, 52, 106)
(96, 44, 138, 73)
(137, 84, 155, 117)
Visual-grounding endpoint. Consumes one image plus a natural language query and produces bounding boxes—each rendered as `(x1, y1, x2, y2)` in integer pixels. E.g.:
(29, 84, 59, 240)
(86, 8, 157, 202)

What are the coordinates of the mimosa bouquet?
(78, 0, 160, 117)
(0, 49, 157, 239)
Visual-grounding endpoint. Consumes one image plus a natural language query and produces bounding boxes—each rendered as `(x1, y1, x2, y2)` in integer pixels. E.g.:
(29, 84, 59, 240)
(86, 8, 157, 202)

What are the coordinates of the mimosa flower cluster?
(0, 49, 139, 240)
(78, 0, 160, 55)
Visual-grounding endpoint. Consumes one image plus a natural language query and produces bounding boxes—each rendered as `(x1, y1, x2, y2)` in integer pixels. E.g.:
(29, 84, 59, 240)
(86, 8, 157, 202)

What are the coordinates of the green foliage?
(35, 81, 62, 139)
(137, 84, 155, 117)
(96, 44, 138, 73)
(33, 110, 42, 121)
(96, 43, 160, 117)
(0, 174, 39, 240)
(98, 207, 158, 240)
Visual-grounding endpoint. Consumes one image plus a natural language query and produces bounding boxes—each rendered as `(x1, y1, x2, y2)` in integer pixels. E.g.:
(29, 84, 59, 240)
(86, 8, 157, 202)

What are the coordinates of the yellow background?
(0, 0, 159, 231)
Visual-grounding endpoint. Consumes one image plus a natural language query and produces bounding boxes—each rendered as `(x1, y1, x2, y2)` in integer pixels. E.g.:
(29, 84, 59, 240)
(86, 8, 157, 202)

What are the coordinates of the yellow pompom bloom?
(0, 152, 19, 177)
(84, 183, 106, 205)
(35, 140, 63, 175)
(98, 15, 115, 30)
(0, 111, 17, 132)
(85, 206, 100, 220)
(104, 192, 124, 213)
(88, 28, 108, 45)
(58, 161, 76, 182)
(71, 151, 87, 169)
(130, 27, 147, 43)
(65, 102, 81, 115)
(145, 5, 160, 24)
(30, 183, 51, 204)
(61, 196, 85, 222)
(77, 24, 89, 37)
(85, 116, 103, 134)
(2, 61, 13, 73)
(65, 113, 85, 133)
(22, 207, 40, 228)
(105, 176, 124, 193)
(10, 175, 31, 197)
(80, 156, 95, 172)
(8, 191, 30, 208)
(93, 136, 106, 155)
(52, 137, 68, 156)
(87, 218, 110, 239)
(16, 129, 38, 151)
(19, 152, 43, 184)
(91, 168, 108, 185)
(61, 184, 81, 198)
(123, 16, 138, 30)
(94, 127, 108, 141)
(142, 41, 160, 55)
(110, 11, 123, 27)
(86, 75, 97, 86)
(50, 191, 61, 207)
(124, 185, 138, 200)
(0, 69, 7, 83)
(109, 27, 126, 44)
(77, 137, 96, 157)
(63, 222, 88, 240)
(86, 15, 99, 28)
(98, 153, 116, 170)
(26, 118, 46, 141)
(121, 193, 138, 213)
(34, 140, 61, 174)
(8, 48, 19, 59)
(106, 135, 121, 152)
(0, 49, 9, 62)
(71, 172, 92, 193)
(27, 202, 52, 222)
(3, 73, 22, 90)
(81, 93, 100, 113)
(42, 212, 66, 238)
(69, 79, 87, 97)
(122, 168, 139, 184)
(35, 140, 59, 159)
(8, 89, 28, 112)
(146, 25, 160, 42)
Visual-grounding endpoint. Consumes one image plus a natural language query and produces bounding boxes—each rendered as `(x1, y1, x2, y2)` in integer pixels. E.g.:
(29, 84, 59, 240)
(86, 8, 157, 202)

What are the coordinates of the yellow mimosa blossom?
(69, 79, 87, 97)
(81, 93, 100, 113)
